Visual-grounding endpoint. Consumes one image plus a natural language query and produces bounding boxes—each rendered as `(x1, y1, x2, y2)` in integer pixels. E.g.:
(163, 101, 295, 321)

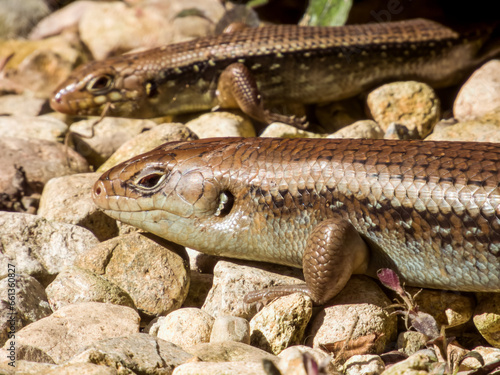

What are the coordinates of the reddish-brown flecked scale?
(51, 19, 499, 121)
(93, 138, 500, 303)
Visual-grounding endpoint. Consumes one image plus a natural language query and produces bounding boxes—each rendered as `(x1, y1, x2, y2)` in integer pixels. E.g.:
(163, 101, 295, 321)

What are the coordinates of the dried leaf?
(321, 333, 383, 360)
(410, 311, 440, 339)
(377, 268, 405, 295)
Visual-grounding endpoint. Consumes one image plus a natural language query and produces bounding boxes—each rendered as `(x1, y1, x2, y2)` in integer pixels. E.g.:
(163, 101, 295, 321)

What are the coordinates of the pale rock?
(75, 233, 190, 318)
(473, 293, 500, 348)
(0, 212, 99, 286)
(69, 333, 193, 374)
(260, 122, 322, 138)
(202, 260, 303, 320)
(278, 345, 334, 375)
(156, 308, 215, 349)
(173, 361, 268, 375)
(210, 315, 250, 344)
(307, 276, 397, 354)
(186, 112, 256, 138)
(250, 293, 312, 355)
(344, 354, 385, 375)
(0, 0, 49, 39)
(0, 96, 48, 117)
(397, 331, 428, 356)
(454, 60, 500, 121)
(460, 346, 500, 369)
(69, 117, 157, 167)
(9, 302, 140, 364)
(184, 341, 278, 363)
(0, 274, 52, 347)
(425, 114, 500, 142)
(97, 123, 197, 172)
(327, 120, 384, 139)
(38, 173, 118, 241)
(367, 81, 440, 138)
(381, 351, 437, 375)
(46, 265, 136, 311)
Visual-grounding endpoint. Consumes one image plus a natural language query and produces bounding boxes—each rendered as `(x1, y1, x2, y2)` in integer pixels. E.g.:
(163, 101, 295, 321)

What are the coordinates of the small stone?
(327, 120, 384, 139)
(454, 60, 500, 121)
(75, 232, 190, 319)
(46, 265, 136, 311)
(250, 293, 313, 355)
(425, 114, 500, 142)
(69, 332, 193, 374)
(278, 345, 334, 375)
(0, 274, 52, 347)
(38, 173, 118, 241)
(473, 293, 500, 348)
(172, 361, 268, 375)
(186, 112, 256, 138)
(184, 341, 278, 363)
(0, 0, 49, 39)
(69, 117, 157, 168)
(0, 212, 99, 286)
(97, 123, 197, 172)
(307, 276, 397, 354)
(260, 122, 322, 138)
(210, 315, 250, 344)
(344, 354, 385, 375)
(381, 351, 437, 375)
(9, 302, 140, 364)
(367, 81, 440, 138)
(202, 260, 303, 320)
(156, 308, 215, 349)
(397, 331, 428, 356)
(0, 96, 48, 117)
(410, 288, 474, 328)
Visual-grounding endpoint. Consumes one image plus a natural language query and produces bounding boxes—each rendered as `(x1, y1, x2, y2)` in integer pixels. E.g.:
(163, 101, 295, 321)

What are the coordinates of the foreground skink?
(92, 138, 500, 304)
(52, 19, 500, 127)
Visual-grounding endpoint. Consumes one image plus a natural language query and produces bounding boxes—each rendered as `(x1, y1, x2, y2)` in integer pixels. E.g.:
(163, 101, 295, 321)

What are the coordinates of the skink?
(92, 138, 500, 304)
(51, 19, 500, 128)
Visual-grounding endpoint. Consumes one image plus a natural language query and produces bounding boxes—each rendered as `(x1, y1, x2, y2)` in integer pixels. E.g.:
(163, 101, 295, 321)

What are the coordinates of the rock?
(307, 276, 397, 354)
(186, 112, 256, 138)
(38, 173, 118, 241)
(0, 0, 49, 39)
(425, 114, 500, 142)
(0, 359, 118, 375)
(382, 351, 437, 375)
(156, 308, 215, 349)
(410, 288, 474, 328)
(367, 81, 440, 138)
(184, 341, 278, 363)
(454, 60, 500, 121)
(259, 122, 322, 138)
(0, 34, 84, 98)
(0, 137, 89, 210)
(202, 260, 303, 320)
(69, 117, 158, 168)
(46, 265, 136, 312)
(0, 115, 67, 143)
(460, 346, 500, 369)
(172, 361, 268, 375)
(69, 332, 193, 374)
(473, 293, 500, 348)
(344, 354, 385, 375)
(397, 331, 428, 356)
(327, 120, 384, 139)
(0, 274, 52, 347)
(9, 302, 140, 364)
(97, 123, 197, 172)
(0, 212, 99, 286)
(0, 95, 48, 117)
(75, 232, 190, 319)
(250, 293, 312, 355)
(278, 345, 334, 375)
(210, 315, 250, 344)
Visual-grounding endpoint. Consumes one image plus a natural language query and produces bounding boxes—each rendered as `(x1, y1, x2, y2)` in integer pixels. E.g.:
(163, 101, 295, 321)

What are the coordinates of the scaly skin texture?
(51, 19, 499, 124)
(93, 138, 500, 304)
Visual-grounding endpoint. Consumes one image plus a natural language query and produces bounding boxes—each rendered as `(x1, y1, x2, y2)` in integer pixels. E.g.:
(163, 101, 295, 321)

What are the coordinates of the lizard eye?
(135, 172, 166, 190)
(87, 74, 113, 93)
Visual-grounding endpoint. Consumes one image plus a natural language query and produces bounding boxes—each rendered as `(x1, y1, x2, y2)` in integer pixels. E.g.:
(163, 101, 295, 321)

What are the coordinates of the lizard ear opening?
(214, 190, 234, 217)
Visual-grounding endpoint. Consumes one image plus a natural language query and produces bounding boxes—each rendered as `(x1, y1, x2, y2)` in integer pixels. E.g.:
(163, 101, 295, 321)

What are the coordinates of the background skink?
(51, 19, 500, 127)
(92, 138, 500, 304)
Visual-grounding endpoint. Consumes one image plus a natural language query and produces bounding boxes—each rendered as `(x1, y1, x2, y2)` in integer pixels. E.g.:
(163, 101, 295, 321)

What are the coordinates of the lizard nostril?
(95, 187, 102, 195)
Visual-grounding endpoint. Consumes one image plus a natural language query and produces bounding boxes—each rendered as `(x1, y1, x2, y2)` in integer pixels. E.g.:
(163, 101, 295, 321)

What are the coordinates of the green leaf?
(301, 0, 352, 26)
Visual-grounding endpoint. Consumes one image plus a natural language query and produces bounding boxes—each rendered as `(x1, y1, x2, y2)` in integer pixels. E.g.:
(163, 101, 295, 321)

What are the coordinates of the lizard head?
(92, 138, 245, 252)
